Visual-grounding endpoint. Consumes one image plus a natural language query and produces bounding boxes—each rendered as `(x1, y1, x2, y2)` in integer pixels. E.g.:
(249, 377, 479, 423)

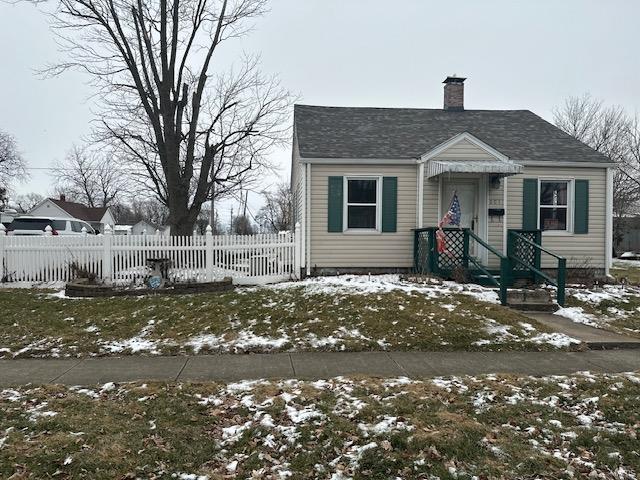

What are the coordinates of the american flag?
(447, 192, 462, 226)
(436, 192, 462, 256)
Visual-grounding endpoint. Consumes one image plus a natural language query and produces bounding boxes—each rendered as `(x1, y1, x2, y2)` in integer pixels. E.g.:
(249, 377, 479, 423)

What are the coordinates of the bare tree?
(53, 146, 127, 207)
(623, 115, 640, 190)
(553, 95, 640, 219)
(11, 193, 44, 213)
(256, 182, 292, 232)
(116, 198, 170, 225)
(0, 130, 27, 207)
(553, 94, 604, 144)
(231, 213, 254, 234)
(40, 0, 292, 234)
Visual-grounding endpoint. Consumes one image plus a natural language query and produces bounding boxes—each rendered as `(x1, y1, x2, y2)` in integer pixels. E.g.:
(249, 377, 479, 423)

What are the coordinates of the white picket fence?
(0, 223, 301, 286)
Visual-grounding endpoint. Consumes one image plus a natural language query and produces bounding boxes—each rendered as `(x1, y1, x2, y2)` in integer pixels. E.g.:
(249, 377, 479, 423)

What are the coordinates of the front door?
(442, 180, 479, 254)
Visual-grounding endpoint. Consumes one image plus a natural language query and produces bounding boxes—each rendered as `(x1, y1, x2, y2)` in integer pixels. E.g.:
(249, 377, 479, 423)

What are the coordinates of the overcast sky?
(1, 0, 639, 221)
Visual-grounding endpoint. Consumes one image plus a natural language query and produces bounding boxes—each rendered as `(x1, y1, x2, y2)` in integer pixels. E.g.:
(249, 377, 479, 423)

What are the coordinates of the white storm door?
(442, 180, 479, 254)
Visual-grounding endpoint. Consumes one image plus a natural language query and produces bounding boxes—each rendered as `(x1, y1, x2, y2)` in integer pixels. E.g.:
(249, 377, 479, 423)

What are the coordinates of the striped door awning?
(426, 159, 523, 178)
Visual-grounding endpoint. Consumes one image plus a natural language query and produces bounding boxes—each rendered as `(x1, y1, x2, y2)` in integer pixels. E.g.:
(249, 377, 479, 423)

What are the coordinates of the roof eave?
(298, 157, 419, 165)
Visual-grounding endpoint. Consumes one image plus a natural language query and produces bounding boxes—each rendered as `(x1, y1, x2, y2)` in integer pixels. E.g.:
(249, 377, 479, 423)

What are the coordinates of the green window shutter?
(327, 176, 343, 232)
(381, 176, 398, 232)
(574, 179, 589, 234)
(522, 178, 538, 230)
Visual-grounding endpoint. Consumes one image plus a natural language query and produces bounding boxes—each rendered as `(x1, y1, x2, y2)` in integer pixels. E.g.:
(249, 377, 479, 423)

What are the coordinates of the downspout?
(605, 166, 613, 276)
(417, 161, 425, 228)
(503, 176, 508, 254)
(299, 161, 306, 276)
(306, 162, 311, 276)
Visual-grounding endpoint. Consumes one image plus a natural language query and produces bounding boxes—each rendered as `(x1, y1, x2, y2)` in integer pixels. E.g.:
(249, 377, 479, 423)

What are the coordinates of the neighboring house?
(291, 77, 614, 277)
(28, 195, 116, 233)
(130, 220, 170, 236)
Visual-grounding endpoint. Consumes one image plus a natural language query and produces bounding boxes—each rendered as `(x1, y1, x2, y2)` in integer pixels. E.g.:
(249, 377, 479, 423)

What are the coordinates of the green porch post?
(462, 229, 470, 269)
(499, 257, 509, 305)
(534, 230, 542, 284)
(428, 229, 437, 274)
(413, 230, 419, 273)
(557, 257, 566, 306)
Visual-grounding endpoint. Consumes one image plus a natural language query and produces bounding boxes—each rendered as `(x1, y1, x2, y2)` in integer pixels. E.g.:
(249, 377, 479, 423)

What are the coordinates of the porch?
(413, 227, 567, 306)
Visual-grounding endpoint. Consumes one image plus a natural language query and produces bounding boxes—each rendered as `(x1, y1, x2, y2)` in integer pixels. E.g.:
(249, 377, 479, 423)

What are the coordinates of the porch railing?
(507, 230, 566, 306)
(467, 230, 510, 306)
(413, 227, 567, 306)
(413, 227, 509, 305)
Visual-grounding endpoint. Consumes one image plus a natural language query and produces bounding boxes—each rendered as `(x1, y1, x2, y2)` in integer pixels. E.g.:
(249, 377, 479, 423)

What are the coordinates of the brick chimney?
(59, 194, 66, 202)
(443, 76, 466, 111)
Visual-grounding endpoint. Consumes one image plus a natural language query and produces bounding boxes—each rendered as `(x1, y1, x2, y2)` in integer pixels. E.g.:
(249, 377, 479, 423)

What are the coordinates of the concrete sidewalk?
(524, 312, 640, 349)
(1, 350, 639, 386)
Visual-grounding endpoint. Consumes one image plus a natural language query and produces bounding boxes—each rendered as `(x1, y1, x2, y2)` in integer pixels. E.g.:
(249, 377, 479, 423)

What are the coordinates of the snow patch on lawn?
(613, 258, 640, 268)
(48, 289, 84, 299)
(171, 473, 209, 480)
(554, 307, 601, 328)
(187, 330, 290, 354)
(529, 332, 581, 348)
(569, 284, 634, 306)
(101, 320, 161, 354)
(270, 274, 500, 304)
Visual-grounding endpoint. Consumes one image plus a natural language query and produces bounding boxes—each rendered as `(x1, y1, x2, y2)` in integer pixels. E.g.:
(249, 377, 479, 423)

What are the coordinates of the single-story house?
(28, 195, 115, 233)
(291, 77, 614, 278)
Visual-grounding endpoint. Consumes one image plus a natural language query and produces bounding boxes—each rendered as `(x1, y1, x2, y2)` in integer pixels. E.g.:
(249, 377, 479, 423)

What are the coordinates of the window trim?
(537, 178, 574, 235)
(342, 175, 382, 233)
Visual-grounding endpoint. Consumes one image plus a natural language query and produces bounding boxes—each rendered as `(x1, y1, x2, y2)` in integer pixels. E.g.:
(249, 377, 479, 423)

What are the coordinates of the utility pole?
(242, 191, 248, 217)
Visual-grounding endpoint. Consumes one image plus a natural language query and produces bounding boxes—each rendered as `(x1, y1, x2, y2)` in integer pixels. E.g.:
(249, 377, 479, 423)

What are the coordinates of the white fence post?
(294, 222, 301, 280)
(0, 223, 5, 283)
(103, 224, 113, 284)
(44, 225, 53, 236)
(205, 224, 214, 282)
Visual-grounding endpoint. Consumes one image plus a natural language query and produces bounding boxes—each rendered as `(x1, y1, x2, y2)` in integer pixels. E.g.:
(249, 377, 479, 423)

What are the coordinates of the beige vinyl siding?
(432, 138, 497, 161)
(423, 178, 439, 226)
(486, 180, 505, 267)
(506, 167, 607, 269)
(309, 164, 417, 268)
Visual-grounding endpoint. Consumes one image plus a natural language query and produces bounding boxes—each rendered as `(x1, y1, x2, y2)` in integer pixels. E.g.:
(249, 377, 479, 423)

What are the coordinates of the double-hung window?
(539, 180, 570, 232)
(345, 177, 379, 230)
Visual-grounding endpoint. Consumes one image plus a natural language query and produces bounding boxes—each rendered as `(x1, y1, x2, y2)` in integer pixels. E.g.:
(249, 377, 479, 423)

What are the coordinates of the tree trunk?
(172, 216, 196, 236)
(167, 186, 194, 235)
(170, 199, 203, 236)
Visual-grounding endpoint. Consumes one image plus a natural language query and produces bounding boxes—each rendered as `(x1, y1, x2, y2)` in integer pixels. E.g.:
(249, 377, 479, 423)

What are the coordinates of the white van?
(5, 216, 97, 236)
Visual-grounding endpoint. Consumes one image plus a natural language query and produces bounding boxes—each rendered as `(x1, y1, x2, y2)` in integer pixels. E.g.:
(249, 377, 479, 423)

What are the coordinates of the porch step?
(505, 288, 557, 312)
(473, 274, 501, 287)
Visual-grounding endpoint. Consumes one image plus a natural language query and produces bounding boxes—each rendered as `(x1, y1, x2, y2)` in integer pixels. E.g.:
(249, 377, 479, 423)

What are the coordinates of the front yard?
(1, 372, 638, 479)
(0, 275, 581, 358)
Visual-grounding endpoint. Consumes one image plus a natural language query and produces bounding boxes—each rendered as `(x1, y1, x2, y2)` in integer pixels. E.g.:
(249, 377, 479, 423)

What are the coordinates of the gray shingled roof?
(293, 105, 611, 163)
